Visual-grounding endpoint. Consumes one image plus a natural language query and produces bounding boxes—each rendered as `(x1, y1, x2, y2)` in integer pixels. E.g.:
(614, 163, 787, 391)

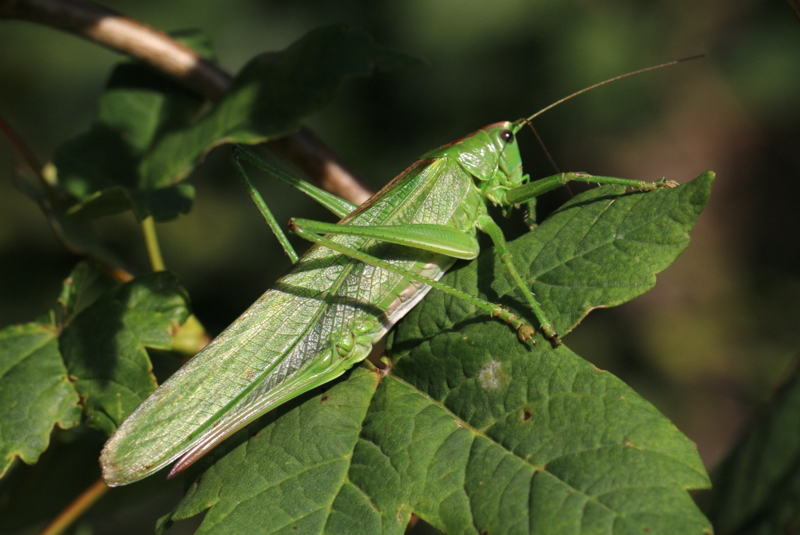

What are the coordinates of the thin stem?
(39, 479, 108, 535)
(141, 216, 166, 272)
(0, 113, 43, 178)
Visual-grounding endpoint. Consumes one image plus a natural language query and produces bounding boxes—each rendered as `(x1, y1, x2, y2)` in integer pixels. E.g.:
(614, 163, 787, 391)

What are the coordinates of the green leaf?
(0, 322, 81, 478)
(56, 260, 120, 321)
(504, 171, 714, 336)
(53, 34, 206, 222)
(162, 368, 380, 534)
(11, 164, 130, 268)
(61, 271, 191, 436)
(54, 26, 419, 222)
(0, 262, 192, 479)
(158, 173, 712, 533)
(710, 363, 800, 534)
(141, 25, 421, 187)
(53, 73, 200, 221)
(388, 325, 710, 534)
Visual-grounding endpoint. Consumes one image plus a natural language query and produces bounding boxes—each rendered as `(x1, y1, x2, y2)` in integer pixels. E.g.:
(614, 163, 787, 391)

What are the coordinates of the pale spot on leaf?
(478, 361, 509, 390)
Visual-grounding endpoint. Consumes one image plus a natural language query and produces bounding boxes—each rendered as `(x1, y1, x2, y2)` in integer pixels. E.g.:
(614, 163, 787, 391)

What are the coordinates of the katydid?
(100, 63, 689, 487)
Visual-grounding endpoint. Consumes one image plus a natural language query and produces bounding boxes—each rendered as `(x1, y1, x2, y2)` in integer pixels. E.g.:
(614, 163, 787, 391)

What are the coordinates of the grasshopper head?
(421, 121, 528, 206)
(477, 121, 528, 205)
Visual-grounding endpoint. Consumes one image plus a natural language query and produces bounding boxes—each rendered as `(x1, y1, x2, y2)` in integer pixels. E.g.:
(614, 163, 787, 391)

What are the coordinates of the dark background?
(2, 0, 800, 525)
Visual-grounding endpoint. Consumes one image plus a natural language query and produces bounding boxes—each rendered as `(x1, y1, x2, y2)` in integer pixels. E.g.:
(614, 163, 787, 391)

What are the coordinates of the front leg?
(476, 214, 562, 346)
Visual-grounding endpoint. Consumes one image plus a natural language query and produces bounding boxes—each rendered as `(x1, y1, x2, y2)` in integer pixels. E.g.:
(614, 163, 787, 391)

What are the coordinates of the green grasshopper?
(100, 66, 684, 487)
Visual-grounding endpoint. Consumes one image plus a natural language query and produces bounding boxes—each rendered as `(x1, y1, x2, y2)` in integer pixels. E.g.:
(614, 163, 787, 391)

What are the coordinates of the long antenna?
(520, 55, 704, 124)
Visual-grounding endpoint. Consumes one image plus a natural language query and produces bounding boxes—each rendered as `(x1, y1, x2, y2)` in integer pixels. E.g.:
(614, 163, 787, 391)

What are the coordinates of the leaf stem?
(40, 479, 108, 535)
(141, 216, 166, 272)
(0, 113, 43, 178)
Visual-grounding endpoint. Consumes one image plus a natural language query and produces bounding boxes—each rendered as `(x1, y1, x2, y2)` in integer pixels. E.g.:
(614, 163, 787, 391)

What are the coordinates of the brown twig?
(0, 0, 230, 100)
(0, 112, 43, 174)
(787, 0, 800, 22)
(39, 479, 108, 535)
(0, 0, 373, 203)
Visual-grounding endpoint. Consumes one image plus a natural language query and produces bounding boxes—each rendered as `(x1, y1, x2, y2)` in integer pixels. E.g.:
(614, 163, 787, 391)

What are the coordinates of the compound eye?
(500, 129, 514, 143)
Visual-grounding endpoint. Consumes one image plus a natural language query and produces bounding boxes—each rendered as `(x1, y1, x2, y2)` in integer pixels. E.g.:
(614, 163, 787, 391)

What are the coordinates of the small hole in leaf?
(523, 409, 532, 421)
(321, 395, 329, 403)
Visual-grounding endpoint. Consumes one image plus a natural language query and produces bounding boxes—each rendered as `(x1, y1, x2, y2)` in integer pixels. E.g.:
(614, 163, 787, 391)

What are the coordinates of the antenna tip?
(674, 54, 705, 64)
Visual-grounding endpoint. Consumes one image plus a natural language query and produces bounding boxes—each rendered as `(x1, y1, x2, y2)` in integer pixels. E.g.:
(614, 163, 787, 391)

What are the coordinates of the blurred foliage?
(710, 363, 800, 534)
(1, 0, 800, 533)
